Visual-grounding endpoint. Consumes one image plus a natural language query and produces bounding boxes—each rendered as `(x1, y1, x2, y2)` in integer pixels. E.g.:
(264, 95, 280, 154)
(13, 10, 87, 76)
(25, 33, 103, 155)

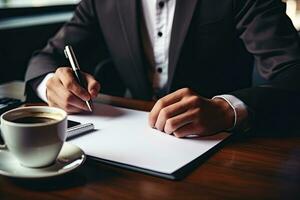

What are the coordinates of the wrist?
(36, 73, 55, 103)
(212, 98, 235, 131)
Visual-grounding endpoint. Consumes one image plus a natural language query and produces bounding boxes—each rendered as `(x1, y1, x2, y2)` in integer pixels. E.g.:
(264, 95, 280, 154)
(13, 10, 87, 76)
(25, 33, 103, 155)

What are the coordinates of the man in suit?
(26, 0, 300, 137)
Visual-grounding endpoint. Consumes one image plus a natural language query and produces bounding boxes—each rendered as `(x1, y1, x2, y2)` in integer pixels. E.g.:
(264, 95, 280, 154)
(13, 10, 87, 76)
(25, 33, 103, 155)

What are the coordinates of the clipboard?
(68, 103, 232, 180)
(87, 135, 232, 180)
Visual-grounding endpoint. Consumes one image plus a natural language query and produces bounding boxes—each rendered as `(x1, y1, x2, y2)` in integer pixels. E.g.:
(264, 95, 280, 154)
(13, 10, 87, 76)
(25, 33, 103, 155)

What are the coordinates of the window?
(0, 0, 80, 8)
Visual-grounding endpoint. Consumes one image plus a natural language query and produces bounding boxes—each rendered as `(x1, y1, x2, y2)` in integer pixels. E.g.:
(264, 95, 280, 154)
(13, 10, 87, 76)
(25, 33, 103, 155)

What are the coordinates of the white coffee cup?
(0, 106, 67, 168)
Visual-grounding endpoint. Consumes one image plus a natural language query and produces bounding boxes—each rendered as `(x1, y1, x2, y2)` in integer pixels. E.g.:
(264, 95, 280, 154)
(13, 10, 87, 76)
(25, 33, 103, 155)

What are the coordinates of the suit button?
(158, 1, 165, 8)
(158, 31, 163, 37)
(157, 67, 163, 73)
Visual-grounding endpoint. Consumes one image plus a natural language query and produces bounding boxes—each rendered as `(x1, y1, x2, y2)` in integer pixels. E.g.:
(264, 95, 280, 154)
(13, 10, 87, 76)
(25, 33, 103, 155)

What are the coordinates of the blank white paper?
(68, 103, 230, 174)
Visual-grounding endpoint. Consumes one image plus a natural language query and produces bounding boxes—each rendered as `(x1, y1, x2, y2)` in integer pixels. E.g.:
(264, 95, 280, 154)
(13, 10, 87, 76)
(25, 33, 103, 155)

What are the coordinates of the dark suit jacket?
(25, 0, 300, 132)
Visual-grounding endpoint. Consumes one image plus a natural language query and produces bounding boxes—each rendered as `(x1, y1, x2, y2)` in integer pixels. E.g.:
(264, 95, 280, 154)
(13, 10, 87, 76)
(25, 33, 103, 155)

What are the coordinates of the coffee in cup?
(0, 106, 67, 168)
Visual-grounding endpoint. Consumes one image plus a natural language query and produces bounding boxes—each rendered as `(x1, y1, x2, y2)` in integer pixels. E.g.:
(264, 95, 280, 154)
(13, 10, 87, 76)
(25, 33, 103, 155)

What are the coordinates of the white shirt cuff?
(212, 94, 249, 131)
(32, 73, 55, 103)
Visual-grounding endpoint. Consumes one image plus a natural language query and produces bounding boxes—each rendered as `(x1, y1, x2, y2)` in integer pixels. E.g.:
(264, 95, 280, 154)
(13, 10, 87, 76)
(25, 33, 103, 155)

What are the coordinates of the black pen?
(64, 45, 93, 112)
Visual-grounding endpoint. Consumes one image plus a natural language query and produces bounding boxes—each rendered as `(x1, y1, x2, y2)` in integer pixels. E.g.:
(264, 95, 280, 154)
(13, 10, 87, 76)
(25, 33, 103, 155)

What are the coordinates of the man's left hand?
(149, 88, 235, 138)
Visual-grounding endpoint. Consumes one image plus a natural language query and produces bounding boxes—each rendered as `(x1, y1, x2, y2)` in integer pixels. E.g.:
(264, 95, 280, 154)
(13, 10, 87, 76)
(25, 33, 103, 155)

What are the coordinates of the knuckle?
(90, 81, 98, 89)
(160, 108, 170, 120)
(181, 88, 191, 95)
(89, 79, 96, 85)
(165, 119, 175, 133)
(55, 68, 61, 74)
(189, 96, 201, 107)
(157, 99, 165, 108)
(65, 67, 72, 72)
(56, 67, 73, 80)
(56, 67, 64, 75)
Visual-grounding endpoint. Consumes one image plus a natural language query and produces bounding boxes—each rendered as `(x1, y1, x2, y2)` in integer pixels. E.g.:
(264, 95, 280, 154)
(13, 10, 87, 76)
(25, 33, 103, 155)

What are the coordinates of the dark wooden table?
(1, 94, 300, 200)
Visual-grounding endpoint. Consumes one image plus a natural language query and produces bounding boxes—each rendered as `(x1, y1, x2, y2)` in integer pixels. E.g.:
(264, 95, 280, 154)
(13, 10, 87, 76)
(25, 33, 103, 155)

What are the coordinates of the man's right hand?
(46, 67, 100, 113)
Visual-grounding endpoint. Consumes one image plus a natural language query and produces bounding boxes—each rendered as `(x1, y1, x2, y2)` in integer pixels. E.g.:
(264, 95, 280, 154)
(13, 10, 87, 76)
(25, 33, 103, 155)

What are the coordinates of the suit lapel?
(116, 0, 152, 99)
(168, 0, 198, 92)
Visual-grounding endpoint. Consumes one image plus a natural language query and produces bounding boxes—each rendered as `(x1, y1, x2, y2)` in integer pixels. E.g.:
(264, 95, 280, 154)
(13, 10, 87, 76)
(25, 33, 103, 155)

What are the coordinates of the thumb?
(84, 73, 101, 99)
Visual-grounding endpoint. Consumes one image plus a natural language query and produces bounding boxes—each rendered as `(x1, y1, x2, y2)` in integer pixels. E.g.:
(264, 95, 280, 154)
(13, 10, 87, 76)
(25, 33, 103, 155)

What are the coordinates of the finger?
(64, 105, 84, 114)
(149, 90, 185, 128)
(63, 91, 91, 112)
(48, 95, 82, 114)
(47, 89, 83, 113)
(162, 88, 194, 101)
(47, 78, 90, 112)
(155, 96, 202, 132)
(56, 86, 90, 112)
(56, 68, 90, 101)
(164, 108, 200, 134)
(55, 103, 83, 114)
(173, 122, 199, 138)
(174, 121, 212, 138)
(154, 100, 189, 132)
(84, 72, 100, 99)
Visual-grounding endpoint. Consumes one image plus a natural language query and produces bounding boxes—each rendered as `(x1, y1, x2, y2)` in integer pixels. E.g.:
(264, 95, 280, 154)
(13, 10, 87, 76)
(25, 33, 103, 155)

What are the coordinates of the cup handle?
(0, 128, 7, 150)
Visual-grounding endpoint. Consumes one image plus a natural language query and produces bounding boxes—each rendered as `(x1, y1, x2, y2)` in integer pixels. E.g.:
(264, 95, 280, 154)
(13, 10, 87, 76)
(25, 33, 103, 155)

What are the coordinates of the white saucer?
(0, 143, 86, 179)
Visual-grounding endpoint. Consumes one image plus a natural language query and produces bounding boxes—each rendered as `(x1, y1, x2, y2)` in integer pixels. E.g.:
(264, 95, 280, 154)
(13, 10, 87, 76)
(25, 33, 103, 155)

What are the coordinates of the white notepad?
(68, 103, 231, 179)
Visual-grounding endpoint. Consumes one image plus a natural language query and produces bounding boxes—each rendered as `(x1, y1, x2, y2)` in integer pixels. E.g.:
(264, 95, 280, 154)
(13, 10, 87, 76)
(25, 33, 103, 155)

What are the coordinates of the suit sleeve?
(231, 0, 300, 132)
(25, 0, 108, 91)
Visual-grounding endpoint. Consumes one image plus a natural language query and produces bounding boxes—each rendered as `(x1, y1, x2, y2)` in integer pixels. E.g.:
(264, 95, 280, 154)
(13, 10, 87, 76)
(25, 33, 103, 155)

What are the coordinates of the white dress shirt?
(34, 0, 248, 131)
(142, 0, 176, 91)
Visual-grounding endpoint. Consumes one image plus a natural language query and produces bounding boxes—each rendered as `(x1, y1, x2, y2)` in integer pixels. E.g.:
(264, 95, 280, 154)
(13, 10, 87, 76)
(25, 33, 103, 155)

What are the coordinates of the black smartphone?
(67, 120, 81, 128)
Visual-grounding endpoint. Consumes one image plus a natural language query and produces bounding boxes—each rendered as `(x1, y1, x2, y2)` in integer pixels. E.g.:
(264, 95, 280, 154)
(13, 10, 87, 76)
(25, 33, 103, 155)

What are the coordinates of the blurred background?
(1, 0, 299, 27)
(0, 0, 79, 7)
(0, 0, 300, 84)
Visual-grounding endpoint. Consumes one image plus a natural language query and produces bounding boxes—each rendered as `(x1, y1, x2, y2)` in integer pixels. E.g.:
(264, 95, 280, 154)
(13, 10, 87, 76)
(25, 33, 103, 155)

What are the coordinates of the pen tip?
(87, 102, 93, 112)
